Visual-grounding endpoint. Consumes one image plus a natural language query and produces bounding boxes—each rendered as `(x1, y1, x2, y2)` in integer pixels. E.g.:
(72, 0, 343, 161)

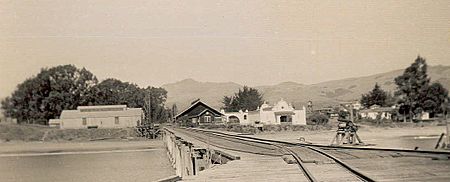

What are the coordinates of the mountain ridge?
(162, 65, 450, 110)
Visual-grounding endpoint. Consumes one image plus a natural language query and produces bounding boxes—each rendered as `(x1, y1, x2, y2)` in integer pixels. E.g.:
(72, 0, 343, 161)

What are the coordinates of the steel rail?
(185, 128, 375, 181)
(184, 128, 318, 182)
(306, 146, 375, 182)
(186, 129, 280, 151)
(189, 128, 450, 156)
(174, 128, 283, 156)
(282, 146, 318, 182)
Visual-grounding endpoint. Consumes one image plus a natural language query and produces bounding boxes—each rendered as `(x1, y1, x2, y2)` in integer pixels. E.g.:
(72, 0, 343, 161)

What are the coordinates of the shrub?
(307, 113, 329, 125)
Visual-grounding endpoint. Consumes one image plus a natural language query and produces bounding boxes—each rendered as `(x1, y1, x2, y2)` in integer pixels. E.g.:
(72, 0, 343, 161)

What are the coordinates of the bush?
(0, 124, 139, 142)
(307, 113, 329, 125)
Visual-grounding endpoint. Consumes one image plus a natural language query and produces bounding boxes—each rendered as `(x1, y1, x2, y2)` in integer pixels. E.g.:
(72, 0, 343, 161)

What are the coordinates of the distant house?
(50, 105, 144, 129)
(313, 106, 338, 118)
(359, 105, 395, 120)
(174, 100, 225, 125)
(352, 101, 363, 110)
(415, 111, 432, 121)
(222, 99, 307, 126)
(314, 107, 334, 114)
(340, 100, 363, 110)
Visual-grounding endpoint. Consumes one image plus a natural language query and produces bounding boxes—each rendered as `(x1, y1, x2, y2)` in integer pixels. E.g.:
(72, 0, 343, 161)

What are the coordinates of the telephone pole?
(444, 98, 449, 149)
(144, 91, 152, 126)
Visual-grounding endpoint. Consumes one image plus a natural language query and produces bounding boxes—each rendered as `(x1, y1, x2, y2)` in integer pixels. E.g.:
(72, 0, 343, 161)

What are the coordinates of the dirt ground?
(256, 124, 449, 150)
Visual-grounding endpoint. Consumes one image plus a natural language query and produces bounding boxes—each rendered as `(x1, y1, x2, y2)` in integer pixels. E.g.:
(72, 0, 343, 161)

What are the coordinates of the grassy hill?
(163, 65, 450, 110)
(162, 78, 242, 110)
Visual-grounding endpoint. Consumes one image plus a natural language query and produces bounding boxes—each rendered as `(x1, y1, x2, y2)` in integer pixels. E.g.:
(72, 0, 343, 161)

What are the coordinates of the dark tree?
(1, 65, 98, 124)
(222, 86, 264, 112)
(93, 80, 168, 123)
(385, 92, 397, 107)
(360, 83, 388, 107)
(93, 78, 142, 107)
(394, 56, 449, 121)
(142, 86, 168, 123)
(420, 82, 449, 114)
(307, 113, 329, 125)
(1, 65, 171, 125)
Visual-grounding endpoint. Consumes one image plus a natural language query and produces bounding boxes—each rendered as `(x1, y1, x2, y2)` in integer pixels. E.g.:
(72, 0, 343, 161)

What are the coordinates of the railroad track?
(174, 128, 283, 156)
(177, 128, 376, 182)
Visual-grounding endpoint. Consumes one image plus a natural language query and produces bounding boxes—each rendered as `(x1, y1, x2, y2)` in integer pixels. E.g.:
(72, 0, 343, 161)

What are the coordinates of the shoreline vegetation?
(1, 119, 447, 153)
(0, 124, 142, 142)
(1, 119, 445, 143)
(198, 119, 447, 134)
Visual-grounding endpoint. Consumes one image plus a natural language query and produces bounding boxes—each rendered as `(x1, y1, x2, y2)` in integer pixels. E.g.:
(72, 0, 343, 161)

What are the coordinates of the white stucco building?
(359, 105, 394, 120)
(50, 105, 144, 129)
(222, 99, 307, 126)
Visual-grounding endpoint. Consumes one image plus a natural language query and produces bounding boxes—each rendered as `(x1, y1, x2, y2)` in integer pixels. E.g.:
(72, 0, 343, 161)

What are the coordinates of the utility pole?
(349, 104, 354, 122)
(445, 98, 449, 149)
(144, 91, 152, 126)
(149, 92, 152, 126)
(446, 111, 449, 149)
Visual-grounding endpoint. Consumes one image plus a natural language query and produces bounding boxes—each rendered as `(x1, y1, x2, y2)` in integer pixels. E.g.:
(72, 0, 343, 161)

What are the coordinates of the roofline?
(174, 100, 201, 118)
(174, 100, 224, 119)
(196, 109, 223, 117)
(77, 105, 128, 110)
(60, 114, 143, 119)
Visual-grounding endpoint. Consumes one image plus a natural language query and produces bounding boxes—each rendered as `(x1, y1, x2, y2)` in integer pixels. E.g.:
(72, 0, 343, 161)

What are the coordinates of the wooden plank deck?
(172, 128, 450, 181)
(346, 157, 450, 182)
(181, 152, 307, 182)
(169, 129, 307, 181)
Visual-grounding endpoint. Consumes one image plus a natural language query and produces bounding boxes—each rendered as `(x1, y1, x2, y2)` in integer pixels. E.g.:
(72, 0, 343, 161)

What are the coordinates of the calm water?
(0, 149, 175, 182)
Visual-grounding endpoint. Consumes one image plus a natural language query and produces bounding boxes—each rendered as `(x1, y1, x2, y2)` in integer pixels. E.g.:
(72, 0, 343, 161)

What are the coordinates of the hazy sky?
(1, 0, 449, 99)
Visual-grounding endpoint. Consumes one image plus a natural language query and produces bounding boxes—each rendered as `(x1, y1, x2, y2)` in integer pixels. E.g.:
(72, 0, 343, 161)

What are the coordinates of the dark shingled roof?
(175, 100, 223, 119)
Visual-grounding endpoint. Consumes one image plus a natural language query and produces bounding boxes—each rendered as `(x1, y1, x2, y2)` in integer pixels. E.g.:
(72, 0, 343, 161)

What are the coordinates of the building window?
(205, 116, 211, 122)
(280, 116, 290, 123)
(244, 115, 247, 120)
(115, 117, 119, 124)
(82, 118, 87, 125)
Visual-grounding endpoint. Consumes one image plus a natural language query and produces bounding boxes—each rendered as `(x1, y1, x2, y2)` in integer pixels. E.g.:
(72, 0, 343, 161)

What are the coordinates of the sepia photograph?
(1, 1, 449, 181)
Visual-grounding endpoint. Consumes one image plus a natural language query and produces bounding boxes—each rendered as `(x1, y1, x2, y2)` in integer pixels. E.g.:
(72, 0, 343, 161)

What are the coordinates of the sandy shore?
(0, 139, 163, 154)
(256, 125, 448, 150)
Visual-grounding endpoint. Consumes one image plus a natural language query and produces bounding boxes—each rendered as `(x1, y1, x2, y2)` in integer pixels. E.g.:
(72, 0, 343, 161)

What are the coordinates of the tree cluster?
(222, 86, 264, 112)
(360, 83, 388, 108)
(307, 113, 329, 125)
(93, 78, 169, 124)
(360, 84, 396, 108)
(1, 65, 170, 125)
(359, 56, 449, 121)
(394, 56, 449, 119)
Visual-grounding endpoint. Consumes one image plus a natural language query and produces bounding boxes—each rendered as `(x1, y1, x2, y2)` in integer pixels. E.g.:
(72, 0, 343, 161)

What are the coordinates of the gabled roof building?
(174, 100, 225, 125)
(176, 99, 307, 126)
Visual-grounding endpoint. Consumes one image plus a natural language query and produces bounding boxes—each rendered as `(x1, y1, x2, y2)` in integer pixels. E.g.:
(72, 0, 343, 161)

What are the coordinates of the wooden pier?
(162, 127, 450, 182)
(182, 152, 306, 182)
